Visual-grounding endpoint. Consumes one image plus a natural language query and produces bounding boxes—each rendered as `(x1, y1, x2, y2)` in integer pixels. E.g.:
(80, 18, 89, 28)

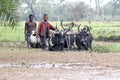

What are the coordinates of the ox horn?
(78, 24, 82, 32)
(83, 25, 90, 32)
(65, 26, 71, 34)
(70, 22, 74, 29)
(61, 20, 65, 30)
(55, 24, 60, 32)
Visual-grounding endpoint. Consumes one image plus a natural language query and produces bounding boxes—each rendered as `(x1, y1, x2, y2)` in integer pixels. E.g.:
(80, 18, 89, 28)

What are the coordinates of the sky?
(65, 0, 110, 7)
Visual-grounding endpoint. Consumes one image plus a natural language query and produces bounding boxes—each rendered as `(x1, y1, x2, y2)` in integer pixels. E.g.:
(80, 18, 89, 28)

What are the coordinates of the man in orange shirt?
(37, 14, 56, 49)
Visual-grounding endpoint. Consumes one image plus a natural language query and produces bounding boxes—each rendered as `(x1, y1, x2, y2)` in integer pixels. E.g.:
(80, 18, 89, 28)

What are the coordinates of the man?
(37, 14, 56, 49)
(24, 14, 37, 48)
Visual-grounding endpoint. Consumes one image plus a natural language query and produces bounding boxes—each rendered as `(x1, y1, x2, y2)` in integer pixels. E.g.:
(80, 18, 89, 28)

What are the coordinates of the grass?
(0, 21, 120, 42)
(0, 27, 24, 42)
(92, 41, 120, 53)
(0, 21, 120, 53)
(92, 27, 120, 41)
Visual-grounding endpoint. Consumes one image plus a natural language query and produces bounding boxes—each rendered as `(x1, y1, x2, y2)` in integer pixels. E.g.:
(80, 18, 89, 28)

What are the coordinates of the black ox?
(48, 26, 70, 51)
(48, 21, 74, 51)
(76, 25, 93, 50)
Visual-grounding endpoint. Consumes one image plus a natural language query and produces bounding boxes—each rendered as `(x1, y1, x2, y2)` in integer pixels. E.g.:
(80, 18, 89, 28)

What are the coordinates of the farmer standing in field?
(37, 14, 56, 49)
(24, 14, 37, 48)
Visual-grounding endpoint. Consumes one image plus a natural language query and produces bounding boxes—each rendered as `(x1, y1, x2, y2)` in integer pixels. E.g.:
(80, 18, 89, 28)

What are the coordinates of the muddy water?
(0, 62, 103, 69)
(0, 62, 120, 80)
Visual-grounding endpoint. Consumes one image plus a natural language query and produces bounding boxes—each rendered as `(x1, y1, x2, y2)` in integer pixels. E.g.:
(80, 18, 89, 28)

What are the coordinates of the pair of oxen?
(48, 21, 93, 51)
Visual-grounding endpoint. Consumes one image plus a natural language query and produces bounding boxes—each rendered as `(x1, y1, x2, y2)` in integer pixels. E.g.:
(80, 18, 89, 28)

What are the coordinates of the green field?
(0, 21, 120, 42)
(0, 21, 120, 53)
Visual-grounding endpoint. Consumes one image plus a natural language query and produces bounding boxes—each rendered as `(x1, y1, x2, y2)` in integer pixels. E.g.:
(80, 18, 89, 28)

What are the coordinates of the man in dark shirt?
(24, 14, 37, 48)
(37, 14, 56, 49)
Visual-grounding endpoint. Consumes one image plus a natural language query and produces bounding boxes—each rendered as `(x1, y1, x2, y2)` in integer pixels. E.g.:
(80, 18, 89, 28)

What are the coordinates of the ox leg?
(34, 43, 36, 48)
(65, 36, 70, 50)
(48, 38, 52, 51)
(83, 44, 88, 50)
(90, 41, 92, 50)
(87, 40, 92, 50)
(68, 36, 71, 50)
(60, 44, 64, 51)
(72, 35, 75, 51)
(66, 38, 68, 50)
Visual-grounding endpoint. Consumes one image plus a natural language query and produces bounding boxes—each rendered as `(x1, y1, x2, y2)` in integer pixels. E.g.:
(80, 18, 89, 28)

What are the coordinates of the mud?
(0, 42, 120, 80)
(0, 62, 120, 80)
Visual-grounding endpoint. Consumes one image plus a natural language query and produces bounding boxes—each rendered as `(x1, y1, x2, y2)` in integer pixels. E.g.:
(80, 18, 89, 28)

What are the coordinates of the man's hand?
(25, 35, 27, 41)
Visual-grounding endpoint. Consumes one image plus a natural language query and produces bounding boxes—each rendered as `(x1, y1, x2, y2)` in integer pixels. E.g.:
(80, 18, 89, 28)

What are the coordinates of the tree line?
(18, 0, 120, 22)
(0, 0, 120, 28)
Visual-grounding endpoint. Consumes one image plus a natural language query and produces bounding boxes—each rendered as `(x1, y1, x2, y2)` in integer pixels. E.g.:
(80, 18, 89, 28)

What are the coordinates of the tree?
(111, 0, 120, 18)
(89, 0, 92, 24)
(20, 0, 55, 21)
(94, 0, 104, 16)
(51, 0, 66, 21)
(68, 2, 88, 21)
(20, 0, 37, 20)
(103, 0, 120, 21)
(34, 0, 52, 20)
(0, 0, 19, 28)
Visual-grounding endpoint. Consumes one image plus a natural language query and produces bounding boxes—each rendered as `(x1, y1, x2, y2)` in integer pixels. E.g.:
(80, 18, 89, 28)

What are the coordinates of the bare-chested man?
(24, 14, 37, 48)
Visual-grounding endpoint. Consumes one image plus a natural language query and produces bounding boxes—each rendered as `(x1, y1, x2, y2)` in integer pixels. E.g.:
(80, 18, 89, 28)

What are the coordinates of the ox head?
(59, 20, 74, 44)
(77, 25, 91, 45)
(52, 20, 74, 44)
(55, 24, 70, 44)
(61, 20, 74, 31)
(31, 30, 37, 36)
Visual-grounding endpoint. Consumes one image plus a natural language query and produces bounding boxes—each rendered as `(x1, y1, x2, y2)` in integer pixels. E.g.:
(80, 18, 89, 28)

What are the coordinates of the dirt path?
(0, 47, 120, 80)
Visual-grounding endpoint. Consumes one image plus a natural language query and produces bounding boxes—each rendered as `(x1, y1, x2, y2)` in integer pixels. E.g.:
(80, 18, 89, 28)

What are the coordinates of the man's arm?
(34, 22, 37, 30)
(37, 22, 42, 35)
(24, 22, 27, 35)
(49, 23, 56, 30)
(24, 22, 27, 41)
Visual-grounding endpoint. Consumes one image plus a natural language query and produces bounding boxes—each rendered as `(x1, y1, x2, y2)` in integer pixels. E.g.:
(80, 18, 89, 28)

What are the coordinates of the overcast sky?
(65, 0, 110, 7)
